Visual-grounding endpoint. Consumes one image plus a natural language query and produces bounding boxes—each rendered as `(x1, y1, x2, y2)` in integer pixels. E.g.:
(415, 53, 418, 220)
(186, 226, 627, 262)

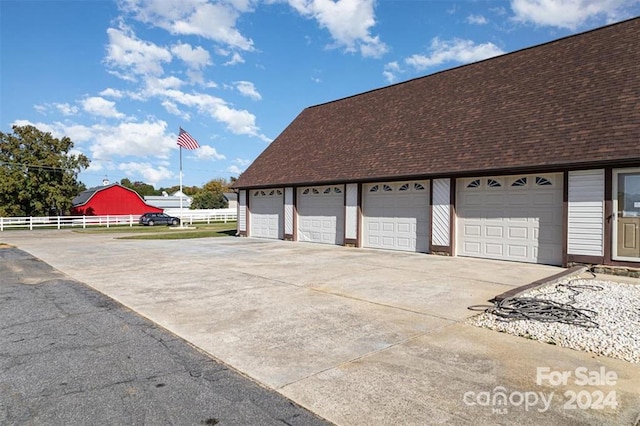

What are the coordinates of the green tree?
(0, 125, 90, 216)
(189, 178, 230, 209)
(191, 191, 227, 209)
(120, 179, 158, 197)
(202, 177, 230, 194)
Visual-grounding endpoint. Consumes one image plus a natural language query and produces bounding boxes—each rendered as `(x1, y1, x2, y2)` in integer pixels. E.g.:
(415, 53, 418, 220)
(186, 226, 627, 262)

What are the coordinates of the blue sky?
(1, 0, 638, 189)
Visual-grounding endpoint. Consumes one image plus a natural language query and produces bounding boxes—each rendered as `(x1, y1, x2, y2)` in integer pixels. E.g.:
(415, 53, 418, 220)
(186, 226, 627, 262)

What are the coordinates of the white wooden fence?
(0, 209, 237, 231)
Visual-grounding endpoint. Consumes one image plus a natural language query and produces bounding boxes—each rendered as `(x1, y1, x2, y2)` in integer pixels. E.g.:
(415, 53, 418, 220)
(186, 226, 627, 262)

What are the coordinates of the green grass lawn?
(74, 222, 238, 240)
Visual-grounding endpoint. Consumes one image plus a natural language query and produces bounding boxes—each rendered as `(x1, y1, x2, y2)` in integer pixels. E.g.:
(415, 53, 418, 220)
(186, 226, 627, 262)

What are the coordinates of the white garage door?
(250, 189, 283, 239)
(363, 181, 429, 252)
(297, 186, 345, 244)
(457, 174, 562, 265)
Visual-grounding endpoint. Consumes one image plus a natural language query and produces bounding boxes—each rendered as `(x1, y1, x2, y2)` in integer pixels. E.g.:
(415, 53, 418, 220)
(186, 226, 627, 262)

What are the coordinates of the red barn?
(71, 183, 163, 216)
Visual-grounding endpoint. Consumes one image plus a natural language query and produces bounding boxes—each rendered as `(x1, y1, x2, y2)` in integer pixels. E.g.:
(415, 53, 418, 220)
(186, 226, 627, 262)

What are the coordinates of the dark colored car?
(139, 212, 180, 226)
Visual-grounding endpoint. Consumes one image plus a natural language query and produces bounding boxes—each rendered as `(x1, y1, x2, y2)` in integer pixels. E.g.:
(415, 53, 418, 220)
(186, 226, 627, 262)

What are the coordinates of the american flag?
(176, 127, 200, 150)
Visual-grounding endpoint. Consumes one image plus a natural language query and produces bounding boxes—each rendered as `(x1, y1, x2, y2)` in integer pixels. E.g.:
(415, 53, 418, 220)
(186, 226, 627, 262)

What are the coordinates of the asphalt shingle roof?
(235, 18, 640, 189)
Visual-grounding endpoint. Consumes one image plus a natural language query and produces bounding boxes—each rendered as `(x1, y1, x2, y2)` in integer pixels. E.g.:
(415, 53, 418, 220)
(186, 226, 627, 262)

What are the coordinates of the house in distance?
(233, 18, 640, 268)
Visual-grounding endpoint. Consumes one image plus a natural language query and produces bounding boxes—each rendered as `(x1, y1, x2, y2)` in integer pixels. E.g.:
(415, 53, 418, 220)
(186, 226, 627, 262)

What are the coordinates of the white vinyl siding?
(431, 178, 451, 247)
(238, 190, 247, 232)
(567, 170, 604, 256)
(457, 174, 563, 265)
(284, 187, 294, 236)
(345, 183, 358, 240)
(362, 181, 430, 253)
(297, 186, 345, 245)
(250, 189, 283, 239)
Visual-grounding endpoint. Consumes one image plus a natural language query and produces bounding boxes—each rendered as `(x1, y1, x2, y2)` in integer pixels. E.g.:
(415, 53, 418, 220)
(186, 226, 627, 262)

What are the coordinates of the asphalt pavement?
(0, 246, 330, 425)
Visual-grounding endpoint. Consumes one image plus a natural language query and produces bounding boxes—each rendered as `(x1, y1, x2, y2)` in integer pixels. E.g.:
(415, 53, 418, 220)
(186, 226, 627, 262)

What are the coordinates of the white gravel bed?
(469, 278, 640, 363)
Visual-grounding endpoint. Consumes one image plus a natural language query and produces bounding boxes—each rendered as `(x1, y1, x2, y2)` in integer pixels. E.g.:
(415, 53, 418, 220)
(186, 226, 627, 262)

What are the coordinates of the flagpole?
(179, 144, 183, 227)
(176, 127, 199, 228)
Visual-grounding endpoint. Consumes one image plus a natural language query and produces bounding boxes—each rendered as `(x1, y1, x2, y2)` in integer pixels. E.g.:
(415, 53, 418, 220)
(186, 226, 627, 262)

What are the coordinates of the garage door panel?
(485, 226, 504, 238)
(508, 245, 528, 258)
(464, 241, 482, 254)
(464, 224, 482, 237)
(457, 174, 562, 265)
(297, 186, 344, 245)
(251, 190, 283, 239)
(486, 194, 505, 204)
(486, 243, 504, 256)
(508, 226, 528, 239)
(509, 193, 530, 205)
(363, 181, 429, 253)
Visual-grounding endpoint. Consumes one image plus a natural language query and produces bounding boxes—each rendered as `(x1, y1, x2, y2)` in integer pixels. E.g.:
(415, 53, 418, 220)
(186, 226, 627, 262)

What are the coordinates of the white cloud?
(56, 103, 79, 116)
(491, 6, 508, 16)
(161, 100, 191, 120)
(235, 81, 262, 100)
(105, 24, 172, 79)
(11, 118, 176, 165)
(288, 0, 388, 57)
(34, 104, 48, 114)
(195, 145, 226, 160)
(233, 158, 250, 166)
(383, 61, 402, 83)
(99, 88, 124, 98)
(405, 38, 505, 71)
(15, 119, 176, 159)
(61, 124, 97, 143)
(33, 103, 79, 116)
(227, 165, 242, 175)
(186, 69, 205, 85)
(214, 104, 266, 139)
(119, 0, 254, 51)
(171, 42, 212, 68)
(118, 162, 174, 186)
(144, 76, 185, 94)
(466, 14, 488, 25)
(151, 88, 270, 141)
(224, 51, 245, 66)
(90, 121, 177, 160)
(510, 0, 639, 30)
(81, 97, 126, 119)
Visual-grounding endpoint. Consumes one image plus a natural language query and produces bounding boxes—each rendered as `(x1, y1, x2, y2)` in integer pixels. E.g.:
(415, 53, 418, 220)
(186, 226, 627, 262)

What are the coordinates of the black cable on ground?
(468, 266, 603, 329)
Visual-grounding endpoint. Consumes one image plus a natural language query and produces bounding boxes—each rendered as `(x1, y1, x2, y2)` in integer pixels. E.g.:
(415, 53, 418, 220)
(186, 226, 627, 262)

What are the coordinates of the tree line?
(119, 177, 235, 210)
(0, 125, 235, 216)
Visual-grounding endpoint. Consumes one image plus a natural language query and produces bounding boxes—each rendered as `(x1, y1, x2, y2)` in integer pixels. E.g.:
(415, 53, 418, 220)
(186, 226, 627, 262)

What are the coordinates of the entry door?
(614, 169, 640, 260)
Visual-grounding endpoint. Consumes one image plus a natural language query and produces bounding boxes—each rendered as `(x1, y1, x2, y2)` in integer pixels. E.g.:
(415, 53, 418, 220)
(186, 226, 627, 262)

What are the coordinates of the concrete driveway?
(2, 230, 639, 425)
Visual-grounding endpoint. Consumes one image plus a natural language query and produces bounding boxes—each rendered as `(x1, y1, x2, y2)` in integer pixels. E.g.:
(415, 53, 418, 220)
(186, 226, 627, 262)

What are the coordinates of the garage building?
(233, 18, 640, 268)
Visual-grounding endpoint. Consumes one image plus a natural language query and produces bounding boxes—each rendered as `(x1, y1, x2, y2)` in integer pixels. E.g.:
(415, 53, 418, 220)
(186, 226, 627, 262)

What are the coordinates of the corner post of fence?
(0, 217, 3, 232)
(29, 217, 33, 230)
(57, 216, 61, 230)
